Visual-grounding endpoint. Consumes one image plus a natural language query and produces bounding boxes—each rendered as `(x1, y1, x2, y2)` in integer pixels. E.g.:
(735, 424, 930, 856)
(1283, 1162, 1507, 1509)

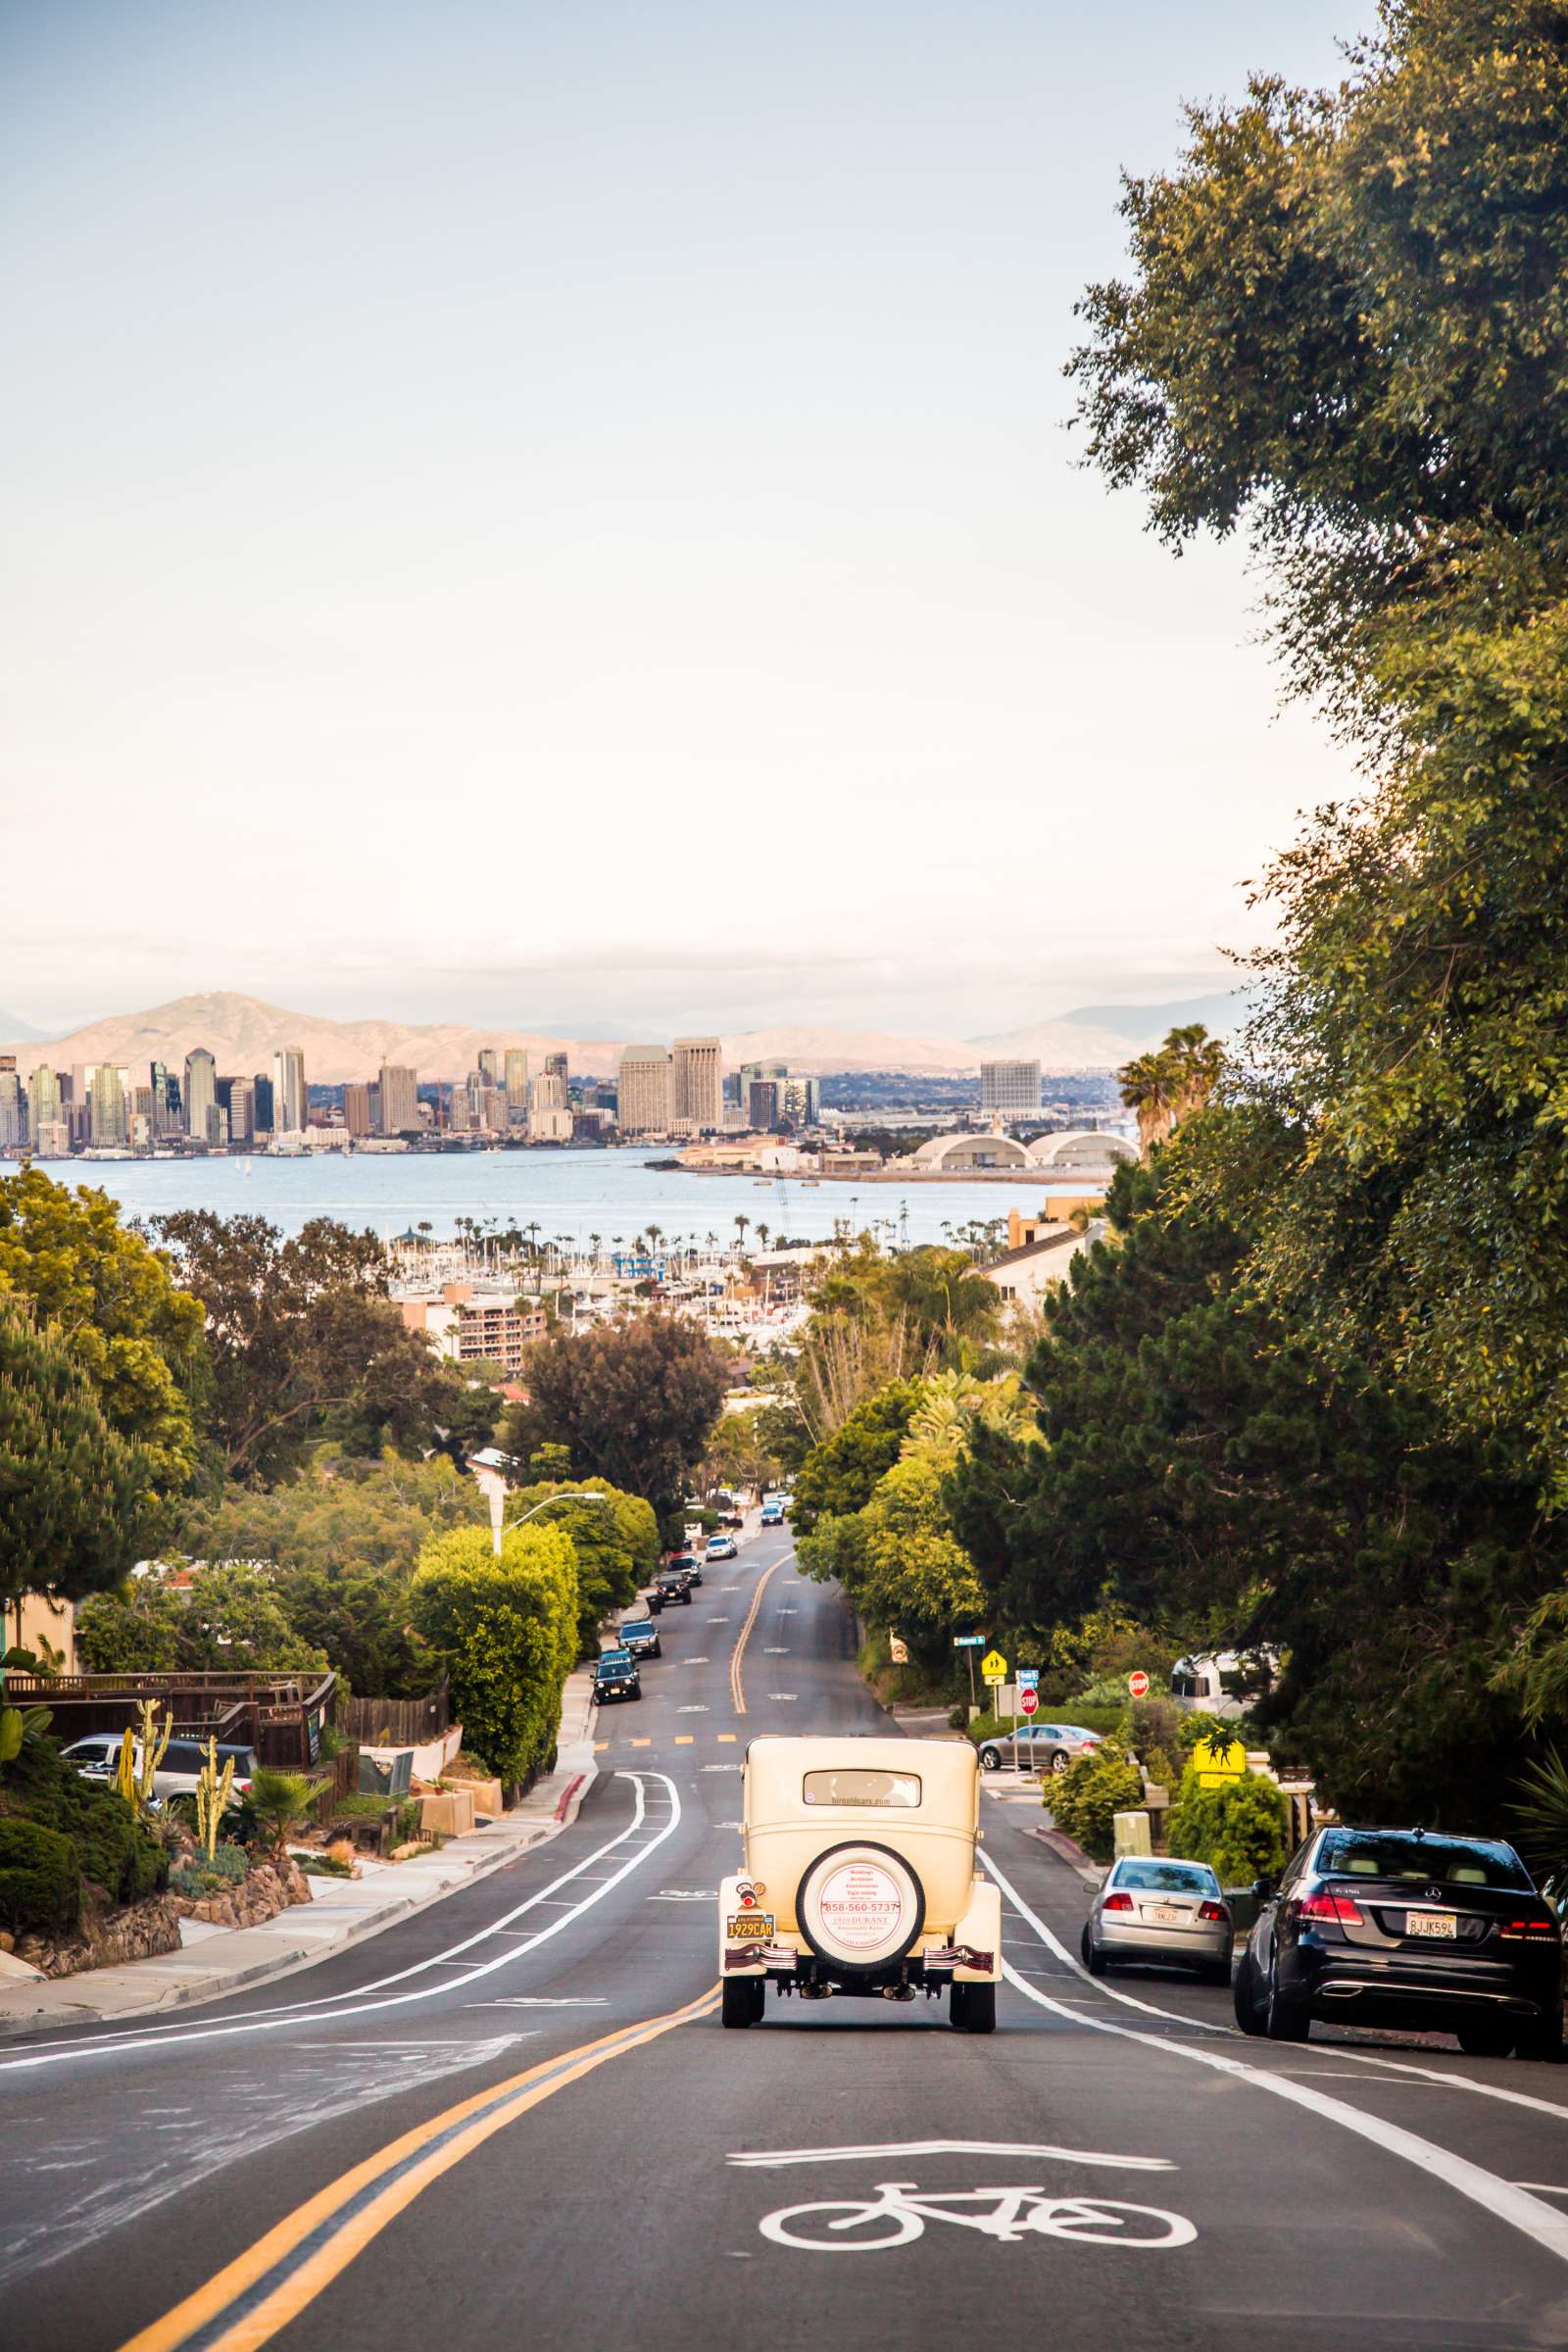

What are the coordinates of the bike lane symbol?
(729, 2141, 1196, 2255)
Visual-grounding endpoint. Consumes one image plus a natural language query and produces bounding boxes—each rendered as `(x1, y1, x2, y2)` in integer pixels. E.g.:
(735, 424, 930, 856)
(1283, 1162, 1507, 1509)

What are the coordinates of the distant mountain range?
(0, 987, 1245, 1083)
(0, 1007, 52, 1043)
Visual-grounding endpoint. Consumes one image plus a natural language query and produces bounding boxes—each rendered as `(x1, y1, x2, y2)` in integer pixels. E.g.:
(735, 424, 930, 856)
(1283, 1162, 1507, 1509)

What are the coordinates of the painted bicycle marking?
(758, 2180, 1196, 2252)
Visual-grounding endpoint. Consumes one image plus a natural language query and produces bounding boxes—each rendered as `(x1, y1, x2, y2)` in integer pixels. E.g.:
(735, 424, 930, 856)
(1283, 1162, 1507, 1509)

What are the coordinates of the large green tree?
(497, 1480, 659, 1655)
(949, 1136, 1568, 1828)
(155, 1212, 495, 1482)
(410, 1525, 578, 1785)
(791, 1379, 925, 1535)
(1069, 1, 1568, 1499)
(0, 1298, 166, 1603)
(76, 1563, 328, 1677)
(501, 1315, 730, 1519)
(0, 1169, 205, 1505)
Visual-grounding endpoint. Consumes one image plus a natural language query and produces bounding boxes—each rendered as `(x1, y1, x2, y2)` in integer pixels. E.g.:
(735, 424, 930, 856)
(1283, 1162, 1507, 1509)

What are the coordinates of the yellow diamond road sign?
(980, 1648, 1008, 1684)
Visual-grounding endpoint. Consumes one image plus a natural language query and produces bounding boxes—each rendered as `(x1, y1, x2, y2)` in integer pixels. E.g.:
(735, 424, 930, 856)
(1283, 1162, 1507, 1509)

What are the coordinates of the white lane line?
(986, 1850, 1568, 2122)
(728, 2138, 1173, 2173)
(0, 1774, 681, 2075)
(987, 1852, 1568, 2268)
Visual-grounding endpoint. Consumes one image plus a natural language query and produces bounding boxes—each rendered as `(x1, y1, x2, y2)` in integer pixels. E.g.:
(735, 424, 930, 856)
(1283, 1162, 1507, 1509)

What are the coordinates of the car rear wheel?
(1082, 1928, 1107, 1978)
(1514, 2022, 1567, 2063)
(1233, 1952, 1266, 2035)
(1455, 2022, 1514, 2059)
(722, 1979, 765, 2029)
(952, 1982, 996, 2034)
(1265, 1963, 1310, 2042)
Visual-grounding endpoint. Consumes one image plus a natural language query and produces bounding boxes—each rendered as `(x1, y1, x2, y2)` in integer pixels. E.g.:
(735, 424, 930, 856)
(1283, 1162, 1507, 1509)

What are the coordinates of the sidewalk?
(0, 1669, 601, 2034)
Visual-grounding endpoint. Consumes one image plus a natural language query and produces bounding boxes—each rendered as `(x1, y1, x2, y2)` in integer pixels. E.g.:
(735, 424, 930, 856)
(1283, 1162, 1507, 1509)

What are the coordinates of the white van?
(1168, 1649, 1278, 1718)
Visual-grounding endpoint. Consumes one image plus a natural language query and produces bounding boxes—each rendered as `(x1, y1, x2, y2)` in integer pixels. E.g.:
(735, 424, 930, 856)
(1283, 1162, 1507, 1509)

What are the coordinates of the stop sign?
(1128, 1670, 1150, 1698)
(1020, 1687, 1039, 1715)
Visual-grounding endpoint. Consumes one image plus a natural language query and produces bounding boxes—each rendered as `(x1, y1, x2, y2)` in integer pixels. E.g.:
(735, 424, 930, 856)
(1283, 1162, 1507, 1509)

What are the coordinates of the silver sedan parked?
(1081, 1857, 1233, 1984)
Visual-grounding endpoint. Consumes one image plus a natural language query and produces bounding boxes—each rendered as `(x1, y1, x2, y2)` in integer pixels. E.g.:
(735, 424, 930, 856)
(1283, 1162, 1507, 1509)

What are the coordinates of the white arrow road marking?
(985, 1850, 1568, 2268)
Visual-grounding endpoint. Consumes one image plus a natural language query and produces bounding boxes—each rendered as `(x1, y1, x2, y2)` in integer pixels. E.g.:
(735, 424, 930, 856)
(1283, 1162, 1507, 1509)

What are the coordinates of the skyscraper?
(343, 1083, 372, 1137)
(378, 1064, 418, 1135)
(544, 1051, 568, 1087)
(617, 1046, 672, 1135)
(221, 1077, 255, 1143)
(149, 1059, 172, 1135)
(27, 1063, 61, 1141)
(671, 1037, 722, 1136)
(477, 1049, 500, 1088)
(504, 1050, 529, 1117)
(980, 1059, 1042, 1119)
(251, 1072, 274, 1133)
(184, 1049, 217, 1141)
(88, 1062, 128, 1146)
(272, 1046, 307, 1135)
(0, 1058, 22, 1151)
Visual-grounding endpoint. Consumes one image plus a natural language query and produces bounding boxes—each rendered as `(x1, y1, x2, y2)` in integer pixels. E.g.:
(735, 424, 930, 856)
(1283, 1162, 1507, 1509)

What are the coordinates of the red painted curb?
(555, 1772, 586, 1823)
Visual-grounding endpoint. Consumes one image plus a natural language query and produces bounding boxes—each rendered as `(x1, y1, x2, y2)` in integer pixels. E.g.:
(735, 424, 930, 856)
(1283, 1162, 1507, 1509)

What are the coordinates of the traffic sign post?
(1128, 1670, 1150, 1699)
(953, 1633, 986, 1712)
(1020, 1688, 1039, 1717)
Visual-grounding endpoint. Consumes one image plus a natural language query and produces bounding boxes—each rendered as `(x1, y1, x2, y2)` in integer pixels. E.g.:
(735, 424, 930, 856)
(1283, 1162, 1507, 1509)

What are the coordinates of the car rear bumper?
(1283, 1944, 1560, 2025)
(1096, 1920, 1230, 1964)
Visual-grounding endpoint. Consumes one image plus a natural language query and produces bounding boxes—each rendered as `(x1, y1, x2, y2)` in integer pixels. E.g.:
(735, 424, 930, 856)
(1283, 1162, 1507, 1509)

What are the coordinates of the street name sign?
(1016, 1667, 1040, 1689)
(953, 1635, 985, 1648)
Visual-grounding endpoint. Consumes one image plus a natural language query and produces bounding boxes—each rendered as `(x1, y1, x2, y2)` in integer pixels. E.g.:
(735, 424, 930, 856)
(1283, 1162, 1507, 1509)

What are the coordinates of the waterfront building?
(0, 1058, 22, 1150)
(980, 1059, 1042, 1119)
(399, 1283, 548, 1376)
(672, 1036, 722, 1136)
(32, 1119, 70, 1157)
(505, 1050, 529, 1117)
(184, 1049, 217, 1141)
(344, 1083, 372, 1137)
(228, 1078, 255, 1144)
(617, 1045, 672, 1135)
(28, 1064, 62, 1140)
(88, 1062, 129, 1147)
(378, 1063, 418, 1136)
(272, 1047, 307, 1136)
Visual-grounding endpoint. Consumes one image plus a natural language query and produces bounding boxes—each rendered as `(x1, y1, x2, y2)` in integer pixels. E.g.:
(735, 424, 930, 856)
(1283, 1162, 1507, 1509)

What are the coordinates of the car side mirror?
(1251, 1877, 1275, 1900)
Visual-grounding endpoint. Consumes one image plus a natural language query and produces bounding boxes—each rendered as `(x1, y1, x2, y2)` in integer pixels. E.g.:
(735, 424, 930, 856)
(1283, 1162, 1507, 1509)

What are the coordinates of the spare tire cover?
(796, 1841, 925, 1970)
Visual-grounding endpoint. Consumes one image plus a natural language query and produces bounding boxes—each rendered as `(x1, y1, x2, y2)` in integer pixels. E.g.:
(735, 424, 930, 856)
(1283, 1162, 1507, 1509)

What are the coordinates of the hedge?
(411, 1523, 579, 1786)
(0, 1816, 80, 1936)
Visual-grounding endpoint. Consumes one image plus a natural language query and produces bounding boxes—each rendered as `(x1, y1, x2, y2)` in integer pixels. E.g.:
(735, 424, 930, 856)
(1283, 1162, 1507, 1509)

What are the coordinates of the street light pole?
(491, 1489, 608, 1558)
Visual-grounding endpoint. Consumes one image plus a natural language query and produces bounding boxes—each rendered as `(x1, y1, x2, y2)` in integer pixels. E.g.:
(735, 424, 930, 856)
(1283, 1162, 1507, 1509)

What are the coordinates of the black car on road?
(592, 1649, 642, 1703)
(618, 1616, 662, 1659)
(655, 1568, 694, 1606)
(1235, 1824, 1563, 2057)
(667, 1550, 703, 1588)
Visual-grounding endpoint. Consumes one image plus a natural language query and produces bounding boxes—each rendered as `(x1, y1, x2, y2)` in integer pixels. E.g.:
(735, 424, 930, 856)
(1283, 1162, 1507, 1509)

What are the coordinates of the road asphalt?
(7, 1523, 1568, 2351)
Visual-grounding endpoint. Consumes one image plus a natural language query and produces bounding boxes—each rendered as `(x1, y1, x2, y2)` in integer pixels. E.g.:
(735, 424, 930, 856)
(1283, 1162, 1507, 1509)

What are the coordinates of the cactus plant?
(195, 1738, 237, 1864)
(113, 1702, 171, 1818)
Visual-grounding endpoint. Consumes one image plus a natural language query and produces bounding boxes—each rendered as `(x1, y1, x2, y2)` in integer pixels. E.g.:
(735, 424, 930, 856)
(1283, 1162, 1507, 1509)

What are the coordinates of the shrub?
(1166, 1766, 1291, 1884)
(1117, 1694, 1184, 1759)
(411, 1524, 579, 1785)
(4, 1739, 165, 1906)
(1048, 1744, 1146, 1863)
(0, 1816, 80, 1935)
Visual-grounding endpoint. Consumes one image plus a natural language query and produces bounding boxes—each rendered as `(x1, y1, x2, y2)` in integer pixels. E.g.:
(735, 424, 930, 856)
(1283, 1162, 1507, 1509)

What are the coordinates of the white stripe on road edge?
(985, 1852, 1568, 2268)
(727, 2139, 1172, 2172)
(0, 1773, 680, 2075)
(989, 1844, 1568, 2123)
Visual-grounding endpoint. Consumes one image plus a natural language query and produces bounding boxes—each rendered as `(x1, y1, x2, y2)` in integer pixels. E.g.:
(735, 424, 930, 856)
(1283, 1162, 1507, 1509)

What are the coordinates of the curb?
(1026, 1822, 1102, 1887)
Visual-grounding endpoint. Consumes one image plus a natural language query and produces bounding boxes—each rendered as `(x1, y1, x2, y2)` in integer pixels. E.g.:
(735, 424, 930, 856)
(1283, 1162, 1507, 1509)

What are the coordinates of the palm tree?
(756, 1222, 770, 1251)
(735, 1214, 750, 1252)
(1119, 1024, 1224, 1157)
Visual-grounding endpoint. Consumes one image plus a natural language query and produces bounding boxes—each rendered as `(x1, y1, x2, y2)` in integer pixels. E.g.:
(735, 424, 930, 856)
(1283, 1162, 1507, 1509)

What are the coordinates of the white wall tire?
(795, 1841, 926, 1972)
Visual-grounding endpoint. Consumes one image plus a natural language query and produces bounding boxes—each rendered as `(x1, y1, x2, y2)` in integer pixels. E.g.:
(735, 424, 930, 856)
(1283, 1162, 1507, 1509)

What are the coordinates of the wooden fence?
(337, 1677, 451, 1749)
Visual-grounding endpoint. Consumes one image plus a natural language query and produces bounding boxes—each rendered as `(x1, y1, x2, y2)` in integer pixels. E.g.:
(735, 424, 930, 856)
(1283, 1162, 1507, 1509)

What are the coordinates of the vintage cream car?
(718, 1734, 1001, 2031)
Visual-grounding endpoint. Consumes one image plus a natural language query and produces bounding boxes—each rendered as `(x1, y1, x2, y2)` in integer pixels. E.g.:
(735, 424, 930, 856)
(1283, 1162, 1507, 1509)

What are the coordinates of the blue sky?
(2, 0, 1369, 1038)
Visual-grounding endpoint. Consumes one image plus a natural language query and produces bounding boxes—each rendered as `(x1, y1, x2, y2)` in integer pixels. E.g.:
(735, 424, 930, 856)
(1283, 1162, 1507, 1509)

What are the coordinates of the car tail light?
(1298, 1891, 1364, 1927)
(1197, 1901, 1229, 1923)
(1500, 1916, 1560, 1940)
(1102, 1891, 1134, 1912)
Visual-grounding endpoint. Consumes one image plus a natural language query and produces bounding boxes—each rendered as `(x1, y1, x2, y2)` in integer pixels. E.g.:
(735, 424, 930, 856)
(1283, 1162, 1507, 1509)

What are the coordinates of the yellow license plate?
(727, 1912, 775, 1940)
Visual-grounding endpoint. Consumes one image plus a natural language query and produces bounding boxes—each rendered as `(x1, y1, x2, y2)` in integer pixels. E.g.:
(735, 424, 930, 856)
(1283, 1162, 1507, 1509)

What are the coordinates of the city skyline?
(3, 0, 1365, 1042)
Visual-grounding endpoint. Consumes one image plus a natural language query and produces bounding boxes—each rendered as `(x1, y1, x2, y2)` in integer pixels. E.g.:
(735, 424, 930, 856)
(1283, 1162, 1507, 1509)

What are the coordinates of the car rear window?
(164, 1742, 204, 1772)
(802, 1769, 921, 1809)
(1115, 1861, 1219, 1894)
(1319, 1832, 1533, 1890)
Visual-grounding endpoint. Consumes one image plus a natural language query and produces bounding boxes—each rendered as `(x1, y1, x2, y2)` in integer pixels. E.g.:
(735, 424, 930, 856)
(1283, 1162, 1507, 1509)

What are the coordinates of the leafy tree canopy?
(0, 1169, 204, 1501)
(501, 1315, 730, 1519)
(0, 1298, 167, 1603)
(499, 1480, 659, 1655)
(76, 1562, 328, 1678)
(410, 1525, 578, 1785)
(792, 1379, 925, 1535)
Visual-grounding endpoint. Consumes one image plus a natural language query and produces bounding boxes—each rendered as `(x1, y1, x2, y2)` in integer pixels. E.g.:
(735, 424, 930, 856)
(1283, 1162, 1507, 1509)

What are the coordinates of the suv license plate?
(1405, 1911, 1457, 1938)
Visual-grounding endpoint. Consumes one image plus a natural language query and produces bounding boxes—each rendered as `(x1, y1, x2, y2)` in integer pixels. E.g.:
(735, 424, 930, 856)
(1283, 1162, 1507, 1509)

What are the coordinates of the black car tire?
(1233, 1953, 1266, 2035)
(952, 1982, 997, 2034)
(979, 1745, 1003, 1772)
(1201, 1957, 1233, 1987)
(1515, 2023, 1567, 2063)
(1084, 1932, 1108, 1979)
(1050, 1752, 1070, 1774)
(1455, 2022, 1513, 2058)
(722, 1979, 764, 2029)
(1264, 1963, 1310, 2042)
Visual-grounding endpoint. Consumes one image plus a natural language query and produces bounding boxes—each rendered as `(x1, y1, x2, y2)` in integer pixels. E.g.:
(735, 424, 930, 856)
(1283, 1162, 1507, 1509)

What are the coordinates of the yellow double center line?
(728, 1560, 778, 1717)
(119, 1986, 719, 2352)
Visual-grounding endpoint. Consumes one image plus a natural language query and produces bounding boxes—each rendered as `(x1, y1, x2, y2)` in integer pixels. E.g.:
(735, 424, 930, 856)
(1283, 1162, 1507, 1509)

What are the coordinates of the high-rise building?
(747, 1080, 782, 1132)
(272, 1047, 307, 1136)
(88, 1062, 128, 1146)
(184, 1049, 217, 1141)
(0, 1058, 22, 1150)
(671, 1037, 722, 1136)
(27, 1063, 61, 1143)
(378, 1064, 418, 1135)
(980, 1059, 1042, 1119)
(343, 1083, 372, 1137)
(227, 1078, 255, 1143)
(477, 1049, 500, 1088)
(780, 1075, 822, 1130)
(617, 1046, 672, 1135)
(544, 1051, 568, 1088)
(504, 1050, 529, 1116)
(251, 1072, 274, 1133)
(149, 1059, 173, 1135)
